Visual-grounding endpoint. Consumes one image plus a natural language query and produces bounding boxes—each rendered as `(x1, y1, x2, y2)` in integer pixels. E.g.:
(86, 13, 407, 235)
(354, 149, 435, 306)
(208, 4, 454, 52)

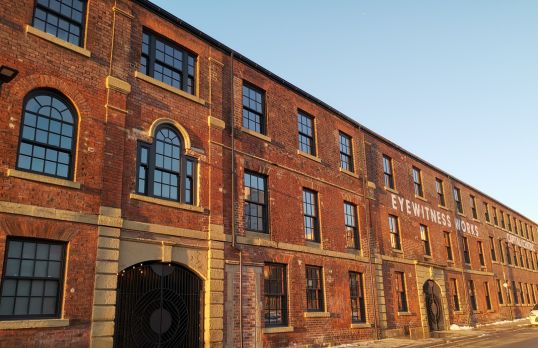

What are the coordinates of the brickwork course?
(0, 0, 536, 347)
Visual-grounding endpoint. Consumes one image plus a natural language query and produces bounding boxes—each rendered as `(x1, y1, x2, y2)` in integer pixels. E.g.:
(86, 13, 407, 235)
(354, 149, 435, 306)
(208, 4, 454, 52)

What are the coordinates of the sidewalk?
(335, 318, 531, 348)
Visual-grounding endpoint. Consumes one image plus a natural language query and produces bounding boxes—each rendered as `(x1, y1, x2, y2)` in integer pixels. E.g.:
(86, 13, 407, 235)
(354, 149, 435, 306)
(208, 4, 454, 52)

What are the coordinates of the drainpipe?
(228, 51, 244, 348)
(358, 127, 380, 339)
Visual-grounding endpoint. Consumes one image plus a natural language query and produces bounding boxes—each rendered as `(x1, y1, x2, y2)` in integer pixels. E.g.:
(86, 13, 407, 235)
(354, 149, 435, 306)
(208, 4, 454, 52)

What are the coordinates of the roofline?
(134, 0, 537, 226)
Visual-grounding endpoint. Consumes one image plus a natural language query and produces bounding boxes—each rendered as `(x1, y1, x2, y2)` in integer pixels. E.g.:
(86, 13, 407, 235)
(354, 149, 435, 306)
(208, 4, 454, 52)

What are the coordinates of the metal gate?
(423, 280, 443, 331)
(113, 262, 203, 348)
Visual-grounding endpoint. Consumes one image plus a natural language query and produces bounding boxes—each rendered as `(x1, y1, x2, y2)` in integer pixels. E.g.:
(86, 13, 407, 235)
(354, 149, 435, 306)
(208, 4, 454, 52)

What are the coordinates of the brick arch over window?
(148, 118, 192, 150)
(16, 88, 78, 179)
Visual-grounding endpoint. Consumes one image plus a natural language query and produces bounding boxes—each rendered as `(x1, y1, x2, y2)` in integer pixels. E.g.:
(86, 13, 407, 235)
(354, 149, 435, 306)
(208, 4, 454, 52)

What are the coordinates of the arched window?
(17, 90, 77, 179)
(137, 125, 197, 204)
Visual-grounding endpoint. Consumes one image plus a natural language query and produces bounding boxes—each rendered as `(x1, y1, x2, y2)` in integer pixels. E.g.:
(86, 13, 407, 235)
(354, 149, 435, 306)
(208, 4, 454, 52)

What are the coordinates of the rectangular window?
(500, 211, 506, 229)
(478, 241, 485, 267)
(526, 283, 531, 304)
(395, 272, 408, 312)
(531, 284, 537, 304)
(0, 238, 66, 319)
(136, 143, 150, 195)
(264, 263, 287, 327)
(520, 282, 526, 304)
(483, 202, 490, 222)
(493, 207, 498, 225)
(306, 266, 324, 312)
(344, 202, 360, 249)
(469, 280, 477, 310)
(506, 242, 512, 265)
(514, 246, 519, 267)
(444, 232, 453, 261)
(383, 155, 395, 189)
(507, 214, 512, 231)
(484, 282, 492, 310)
(436, 178, 446, 206)
(141, 30, 196, 94)
(244, 171, 268, 233)
(498, 239, 505, 263)
(349, 272, 366, 323)
(451, 278, 460, 311)
(412, 167, 423, 197)
(242, 83, 265, 134)
(453, 187, 463, 214)
(420, 225, 431, 256)
(489, 236, 496, 262)
(388, 215, 401, 250)
(33, 0, 87, 46)
(512, 280, 518, 304)
(470, 195, 478, 219)
(303, 189, 320, 242)
(496, 279, 504, 305)
(184, 158, 196, 204)
(514, 218, 519, 235)
(339, 132, 354, 172)
(298, 111, 315, 155)
(462, 237, 470, 264)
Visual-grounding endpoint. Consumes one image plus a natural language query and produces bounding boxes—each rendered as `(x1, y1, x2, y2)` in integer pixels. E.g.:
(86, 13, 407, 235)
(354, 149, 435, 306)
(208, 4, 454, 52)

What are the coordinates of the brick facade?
(0, 0, 536, 347)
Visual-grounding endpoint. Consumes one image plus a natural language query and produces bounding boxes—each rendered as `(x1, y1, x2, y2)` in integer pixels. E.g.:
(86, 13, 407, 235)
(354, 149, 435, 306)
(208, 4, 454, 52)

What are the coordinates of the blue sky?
(151, 0, 538, 222)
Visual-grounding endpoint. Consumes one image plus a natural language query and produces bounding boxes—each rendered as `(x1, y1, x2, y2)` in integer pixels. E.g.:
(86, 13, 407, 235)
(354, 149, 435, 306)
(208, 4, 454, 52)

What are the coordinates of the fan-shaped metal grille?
(113, 262, 202, 348)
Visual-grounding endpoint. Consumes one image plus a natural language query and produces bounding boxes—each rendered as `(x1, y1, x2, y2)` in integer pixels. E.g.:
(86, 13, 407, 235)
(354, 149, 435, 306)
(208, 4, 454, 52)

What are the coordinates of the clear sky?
(151, 0, 538, 222)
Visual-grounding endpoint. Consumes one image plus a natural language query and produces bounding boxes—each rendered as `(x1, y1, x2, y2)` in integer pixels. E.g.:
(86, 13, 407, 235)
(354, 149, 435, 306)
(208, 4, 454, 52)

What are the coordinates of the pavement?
(335, 318, 536, 348)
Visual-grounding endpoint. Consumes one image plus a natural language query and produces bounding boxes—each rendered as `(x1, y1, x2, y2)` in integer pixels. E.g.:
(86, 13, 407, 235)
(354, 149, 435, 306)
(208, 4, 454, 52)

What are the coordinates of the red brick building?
(0, 0, 535, 347)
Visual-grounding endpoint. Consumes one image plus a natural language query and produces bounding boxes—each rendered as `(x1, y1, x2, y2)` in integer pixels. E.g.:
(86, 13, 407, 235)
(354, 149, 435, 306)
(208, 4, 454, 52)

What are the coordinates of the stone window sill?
(304, 311, 330, 318)
(392, 248, 404, 254)
(134, 71, 206, 106)
(263, 326, 294, 334)
(438, 204, 449, 211)
(297, 150, 321, 163)
(130, 193, 205, 213)
(384, 187, 399, 194)
(350, 322, 372, 329)
(415, 195, 427, 202)
(340, 168, 359, 179)
(397, 312, 414, 316)
(305, 240, 322, 249)
(245, 230, 270, 240)
(26, 25, 90, 57)
(0, 318, 69, 330)
(240, 127, 272, 143)
(7, 169, 81, 189)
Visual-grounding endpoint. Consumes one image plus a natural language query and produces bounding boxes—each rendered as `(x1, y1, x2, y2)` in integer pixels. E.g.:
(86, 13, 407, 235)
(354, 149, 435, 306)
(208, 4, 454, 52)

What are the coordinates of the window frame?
(382, 155, 395, 189)
(135, 125, 197, 204)
(303, 189, 320, 243)
(32, 0, 87, 47)
(489, 236, 496, 262)
(388, 215, 401, 250)
(16, 89, 78, 180)
(453, 187, 463, 214)
(420, 224, 431, 256)
(436, 178, 446, 206)
(242, 82, 266, 134)
(349, 272, 366, 323)
(263, 263, 288, 327)
(496, 279, 504, 305)
(338, 132, 354, 172)
(470, 195, 478, 219)
(344, 202, 360, 250)
(484, 282, 492, 310)
(243, 171, 268, 233)
(469, 280, 477, 311)
(305, 265, 324, 312)
(444, 231, 453, 261)
(462, 236, 471, 264)
(412, 167, 423, 197)
(297, 110, 316, 156)
(140, 29, 198, 95)
(395, 271, 408, 312)
(0, 237, 67, 320)
(483, 202, 490, 222)
(451, 278, 460, 311)
(478, 241, 485, 267)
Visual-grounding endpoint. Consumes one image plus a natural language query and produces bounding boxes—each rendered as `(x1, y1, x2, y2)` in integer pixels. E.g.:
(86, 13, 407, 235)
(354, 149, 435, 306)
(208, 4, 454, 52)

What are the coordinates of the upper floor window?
(470, 195, 478, 219)
(453, 187, 463, 214)
(17, 90, 77, 179)
(298, 111, 315, 155)
(444, 231, 453, 261)
(420, 225, 431, 256)
(478, 241, 485, 267)
(489, 236, 496, 262)
(468, 280, 477, 310)
(383, 155, 395, 189)
(496, 279, 504, 305)
(388, 215, 401, 250)
(305, 265, 324, 312)
(244, 171, 268, 233)
(263, 263, 287, 327)
(492, 207, 498, 225)
(436, 178, 445, 206)
(412, 167, 423, 197)
(483, 202, 490, 222)
(136, 125, 197, 204)
(349, 272, 366, 323)
(507, 213, 512, 231)
(500, 211, 506, 229)
(344, 202, 360, 249)
(339, 132, 353, 172)
(462, 236, 470, 264)
(0, 238, 66, 319)
(141, 30, 196, 95)
(242, 83, 265, 134)
(303, 189, 320, 242)
(33, 0, 86, 46)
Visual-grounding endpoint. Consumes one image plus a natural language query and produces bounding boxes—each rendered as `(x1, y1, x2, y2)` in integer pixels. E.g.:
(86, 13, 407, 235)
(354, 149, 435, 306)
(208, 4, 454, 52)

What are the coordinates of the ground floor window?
(349, 272, 366, 323)
(306, 265, 324, 312)
(0, 238, 66, 319)
(263, 263, 287, 327)
(395, 272, 408, 312)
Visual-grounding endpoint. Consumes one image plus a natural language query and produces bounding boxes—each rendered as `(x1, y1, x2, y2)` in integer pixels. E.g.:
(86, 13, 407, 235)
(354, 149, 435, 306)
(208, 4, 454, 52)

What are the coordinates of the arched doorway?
(113, 261, 203, 347)
(423, 280, 444, 331)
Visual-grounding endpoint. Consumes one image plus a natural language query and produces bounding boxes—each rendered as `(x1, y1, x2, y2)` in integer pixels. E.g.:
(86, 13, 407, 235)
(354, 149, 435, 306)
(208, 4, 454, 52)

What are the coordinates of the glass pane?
(7, 241, 22, 258)
(1, 279, 17, 297)
(34, 261, 48, 277)
(48, 261, 61, 278)
(36, 243, 49, 259)
(22, 242, 36, 258)
(31, 280, 44, 296)
(0, 297, 14, 315)
(44, 281, 58, 297)
(43, 297, 56, 314)
(49, 245, 63, 261)
(17, 280, 31, 296)
(29, 297, 43, 315)
(20, 260, 35, 277)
